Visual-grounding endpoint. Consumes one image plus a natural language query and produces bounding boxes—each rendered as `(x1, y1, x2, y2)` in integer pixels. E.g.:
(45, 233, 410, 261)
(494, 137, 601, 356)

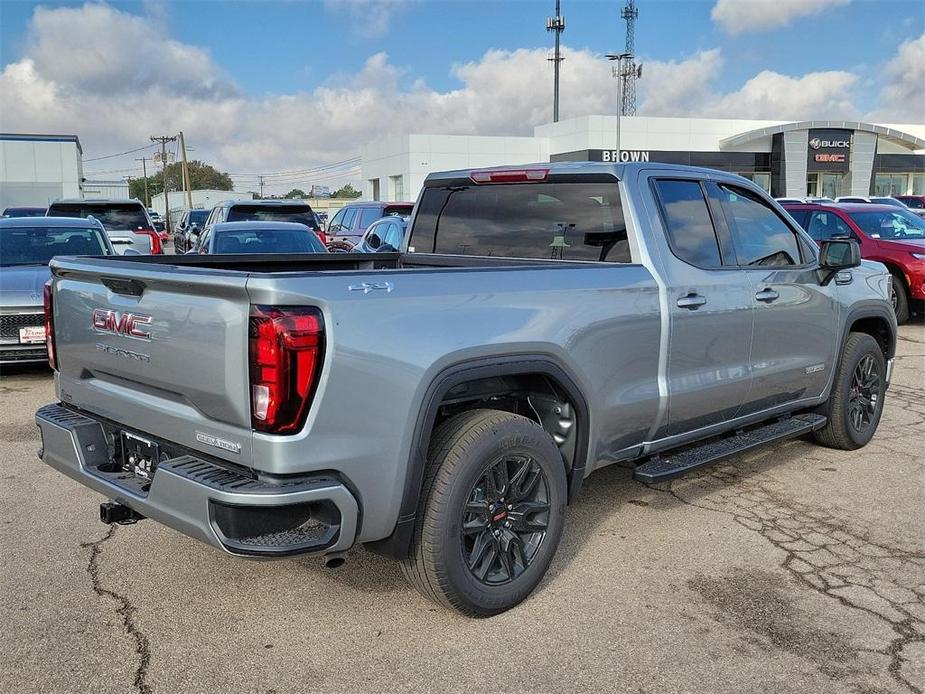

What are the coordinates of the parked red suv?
(783, 202, 925, 323)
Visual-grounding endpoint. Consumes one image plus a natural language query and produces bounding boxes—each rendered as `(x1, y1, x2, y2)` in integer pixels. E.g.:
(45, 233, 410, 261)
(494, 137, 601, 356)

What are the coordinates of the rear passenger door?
(711, 183, 839, 412)
(650, 177, 755, 437)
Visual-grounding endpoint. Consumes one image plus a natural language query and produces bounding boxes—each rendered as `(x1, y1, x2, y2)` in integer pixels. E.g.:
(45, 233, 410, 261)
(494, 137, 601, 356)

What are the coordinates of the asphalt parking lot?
(1, 324, 922, 694)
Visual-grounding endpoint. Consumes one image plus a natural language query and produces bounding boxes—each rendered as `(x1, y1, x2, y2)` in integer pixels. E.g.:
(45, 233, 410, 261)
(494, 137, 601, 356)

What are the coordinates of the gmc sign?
(807, 128, 852, 171)
(91, 308, 153, 341)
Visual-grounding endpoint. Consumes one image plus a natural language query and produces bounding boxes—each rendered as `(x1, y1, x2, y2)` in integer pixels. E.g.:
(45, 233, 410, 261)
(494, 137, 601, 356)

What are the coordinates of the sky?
(0, 0, 922, 195)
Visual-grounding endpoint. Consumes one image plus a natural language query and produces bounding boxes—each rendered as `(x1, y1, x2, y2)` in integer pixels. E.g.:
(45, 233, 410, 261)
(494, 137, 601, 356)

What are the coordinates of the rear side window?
(653, 179, 722, 268)
(411, 182, 629, 262)
(359, 208, 381, 228)
(716, 185, 802, 266)
(806, 211, 853, 241)
(340, 208, 358, 231)
(47, 203, 148, 231)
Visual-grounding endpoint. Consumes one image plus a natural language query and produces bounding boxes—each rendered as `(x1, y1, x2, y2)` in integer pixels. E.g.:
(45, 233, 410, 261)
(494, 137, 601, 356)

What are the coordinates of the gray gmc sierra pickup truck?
(36, 162, 896, 616)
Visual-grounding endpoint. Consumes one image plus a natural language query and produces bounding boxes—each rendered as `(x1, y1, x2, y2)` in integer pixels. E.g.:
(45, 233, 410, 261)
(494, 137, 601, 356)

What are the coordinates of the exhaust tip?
(322, 553, 346, 569)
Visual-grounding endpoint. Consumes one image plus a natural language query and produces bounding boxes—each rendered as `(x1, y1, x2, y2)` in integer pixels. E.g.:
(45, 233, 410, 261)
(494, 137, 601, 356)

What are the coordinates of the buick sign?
(809, 137, 850, 150)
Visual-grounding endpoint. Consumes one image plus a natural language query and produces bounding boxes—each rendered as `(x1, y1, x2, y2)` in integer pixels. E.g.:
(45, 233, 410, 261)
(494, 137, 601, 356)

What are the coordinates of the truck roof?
(0, 215, 103, 228)
(423, 161, 754, 184)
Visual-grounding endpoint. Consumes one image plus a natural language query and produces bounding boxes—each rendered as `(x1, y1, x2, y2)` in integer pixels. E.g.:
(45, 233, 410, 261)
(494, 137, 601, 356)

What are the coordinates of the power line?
(83, 143, 158, 162)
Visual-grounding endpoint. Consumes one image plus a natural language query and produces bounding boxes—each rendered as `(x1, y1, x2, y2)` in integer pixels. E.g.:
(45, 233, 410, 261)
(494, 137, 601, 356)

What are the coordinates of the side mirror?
(123, 248, 142, 256)
(818, 238, 860, 284)
(819, 238, 861, 270)
(367, 233, 381, 249)
(184, 249, 199, 255)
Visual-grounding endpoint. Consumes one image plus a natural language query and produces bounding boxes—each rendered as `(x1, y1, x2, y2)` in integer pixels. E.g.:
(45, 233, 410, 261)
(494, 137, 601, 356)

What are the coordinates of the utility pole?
(258, 175, 265, 199)
(134, 157, 149, 206)
(179, 131, 193, 209)
(150, 135, 177, 234)
(546, 0, 566, 122)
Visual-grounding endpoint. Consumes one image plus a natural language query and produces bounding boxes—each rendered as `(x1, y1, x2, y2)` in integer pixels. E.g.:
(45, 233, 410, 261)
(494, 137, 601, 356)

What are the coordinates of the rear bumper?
(35, 403, 359, 557)
(0, 344, 48, 364)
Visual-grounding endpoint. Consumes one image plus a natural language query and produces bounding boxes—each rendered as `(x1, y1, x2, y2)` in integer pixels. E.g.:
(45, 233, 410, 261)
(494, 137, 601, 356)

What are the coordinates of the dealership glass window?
(874, 174, 909, 196)
(738, 172, 771, 192)
(716, 184, 802, 266)
(412, 182, 629, 261)
(912, 174, 925, 195)
(390, 175, 404, 202)
(653, 179, 723, 268)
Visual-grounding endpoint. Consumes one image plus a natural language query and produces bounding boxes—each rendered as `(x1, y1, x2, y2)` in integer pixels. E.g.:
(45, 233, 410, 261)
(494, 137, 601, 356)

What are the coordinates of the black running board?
(633, 414, 827, 484)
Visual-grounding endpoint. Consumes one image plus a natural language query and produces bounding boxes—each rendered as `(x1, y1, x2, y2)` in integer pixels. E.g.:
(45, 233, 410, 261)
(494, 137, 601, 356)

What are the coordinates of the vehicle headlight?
(912, 252, 925, 260)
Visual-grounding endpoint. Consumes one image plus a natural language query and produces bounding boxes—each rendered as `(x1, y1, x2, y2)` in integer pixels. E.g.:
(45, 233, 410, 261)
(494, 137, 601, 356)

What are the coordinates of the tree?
(332, 183, 362, 199)
(129, 160, 233, 201)
(284, 189, 307, 199)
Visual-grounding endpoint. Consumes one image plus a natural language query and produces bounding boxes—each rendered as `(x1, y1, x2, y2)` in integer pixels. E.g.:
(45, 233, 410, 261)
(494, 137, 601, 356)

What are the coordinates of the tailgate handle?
(101, 277, 146, 296)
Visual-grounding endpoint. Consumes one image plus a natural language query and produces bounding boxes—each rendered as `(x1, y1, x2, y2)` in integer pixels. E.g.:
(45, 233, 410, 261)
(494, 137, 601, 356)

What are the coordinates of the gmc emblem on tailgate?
(91, 308, 153, 341)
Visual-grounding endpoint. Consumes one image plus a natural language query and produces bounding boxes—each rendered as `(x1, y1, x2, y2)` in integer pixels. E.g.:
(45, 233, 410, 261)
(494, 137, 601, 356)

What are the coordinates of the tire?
(890, 273, 910, 325)
(400, 409, 567, 617)
(813, 332, 886, 450)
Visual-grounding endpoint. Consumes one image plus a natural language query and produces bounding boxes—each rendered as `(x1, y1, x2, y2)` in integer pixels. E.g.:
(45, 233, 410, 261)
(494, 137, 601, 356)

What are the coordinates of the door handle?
(677, 293, 707, 310)
(755, 288, 780, 303)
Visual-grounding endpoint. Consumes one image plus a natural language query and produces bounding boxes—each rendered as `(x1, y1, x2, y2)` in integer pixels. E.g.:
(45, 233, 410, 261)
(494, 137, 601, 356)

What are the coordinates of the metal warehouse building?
(0, 133, 84, 210)
(361, 116, 925, 202)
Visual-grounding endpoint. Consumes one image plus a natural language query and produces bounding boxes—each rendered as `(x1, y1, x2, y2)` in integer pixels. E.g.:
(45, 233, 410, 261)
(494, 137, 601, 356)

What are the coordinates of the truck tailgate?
(50, 258, 254, 463)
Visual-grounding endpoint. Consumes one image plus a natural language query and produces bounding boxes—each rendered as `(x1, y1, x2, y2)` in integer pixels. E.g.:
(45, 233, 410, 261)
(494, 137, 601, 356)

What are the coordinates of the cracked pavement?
(1, 323, 922, 693)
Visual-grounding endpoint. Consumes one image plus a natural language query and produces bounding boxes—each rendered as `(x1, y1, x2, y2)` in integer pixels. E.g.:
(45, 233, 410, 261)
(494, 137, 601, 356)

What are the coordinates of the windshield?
(1, 226, 109, 265)
(226, 205, 319, 230)
(47, 203, 149, 231)
(849, 209, 925, 240)
(212, 228, 327, 254)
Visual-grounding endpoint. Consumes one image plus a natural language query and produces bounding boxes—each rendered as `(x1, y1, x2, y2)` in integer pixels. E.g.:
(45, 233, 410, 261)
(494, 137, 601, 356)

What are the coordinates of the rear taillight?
(134, 228, 162, 254)
(249, 306, 324, 434)
(315, 229, 328, 246)
(470, 168, 549, 184)
(43, 280, 56, 370)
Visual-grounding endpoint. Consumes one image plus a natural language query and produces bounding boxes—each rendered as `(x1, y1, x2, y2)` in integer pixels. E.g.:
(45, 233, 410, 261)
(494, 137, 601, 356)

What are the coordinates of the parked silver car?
(0, 216, 114, 364)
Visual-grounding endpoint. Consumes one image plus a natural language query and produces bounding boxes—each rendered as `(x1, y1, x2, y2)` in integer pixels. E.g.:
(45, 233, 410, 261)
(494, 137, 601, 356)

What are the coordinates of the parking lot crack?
(82, 525, 152, 694)
(644, 460, 925, 693)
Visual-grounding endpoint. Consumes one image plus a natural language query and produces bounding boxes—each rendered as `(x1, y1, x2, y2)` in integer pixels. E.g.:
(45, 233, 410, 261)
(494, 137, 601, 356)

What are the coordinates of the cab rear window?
(227, 205, 319, 230)
(410, 182, 629, 262)
(47, 203, 148, 231)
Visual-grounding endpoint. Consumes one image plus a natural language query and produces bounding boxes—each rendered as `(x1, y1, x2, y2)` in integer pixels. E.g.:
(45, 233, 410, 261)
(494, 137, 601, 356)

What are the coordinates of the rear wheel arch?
(366, 355, 590, 560)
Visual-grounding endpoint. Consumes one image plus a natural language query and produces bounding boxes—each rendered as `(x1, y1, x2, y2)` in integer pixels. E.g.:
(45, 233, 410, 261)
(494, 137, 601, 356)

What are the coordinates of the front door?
(711, 182, 839, 412)
(648, 177, 755, 437)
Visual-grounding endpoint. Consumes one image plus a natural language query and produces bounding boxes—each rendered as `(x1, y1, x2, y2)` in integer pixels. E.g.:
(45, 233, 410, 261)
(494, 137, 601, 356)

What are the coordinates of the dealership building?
(361, 116, 925, 202)
(0, 133, 84, 210)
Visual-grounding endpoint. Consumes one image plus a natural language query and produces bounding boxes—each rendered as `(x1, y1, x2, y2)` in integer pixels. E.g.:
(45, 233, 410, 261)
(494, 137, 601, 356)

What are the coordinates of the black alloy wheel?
(847, 354, 881, 434)
(461, 455, 550, 585)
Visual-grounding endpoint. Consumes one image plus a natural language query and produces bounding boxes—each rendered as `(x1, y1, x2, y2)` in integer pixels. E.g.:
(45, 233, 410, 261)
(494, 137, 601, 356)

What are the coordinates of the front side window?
(340, 208, 358, 232)
(411, 181, 629, 262)
(806, 211, 853, 241)
(717, 185, 802, 266)
(1, 226, 109, 265)
(653, 179, 722, 268)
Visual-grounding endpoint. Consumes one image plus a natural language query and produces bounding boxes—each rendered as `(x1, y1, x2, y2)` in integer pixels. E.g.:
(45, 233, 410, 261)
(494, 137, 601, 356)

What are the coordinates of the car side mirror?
(123, 248, 142, 256)
(367, 233, 381, 249)
(184, 249, 199, 255)
(818, 238, 860, 284)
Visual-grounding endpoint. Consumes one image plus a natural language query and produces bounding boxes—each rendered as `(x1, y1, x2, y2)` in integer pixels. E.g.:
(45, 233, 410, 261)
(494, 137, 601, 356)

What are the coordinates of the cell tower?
(610, 0, 643, 116)
(547, 0, 565, 122)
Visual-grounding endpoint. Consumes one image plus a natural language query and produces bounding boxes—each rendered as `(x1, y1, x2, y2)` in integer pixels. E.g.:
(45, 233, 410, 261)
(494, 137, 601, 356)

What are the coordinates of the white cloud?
(711, 0, 850, 35)
(324, 0, 410, 38)
(869, 33, 925, 123)
(0, 2, 909, 197)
